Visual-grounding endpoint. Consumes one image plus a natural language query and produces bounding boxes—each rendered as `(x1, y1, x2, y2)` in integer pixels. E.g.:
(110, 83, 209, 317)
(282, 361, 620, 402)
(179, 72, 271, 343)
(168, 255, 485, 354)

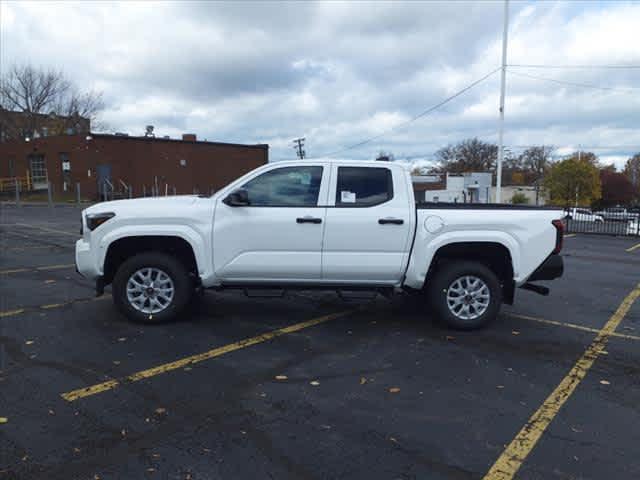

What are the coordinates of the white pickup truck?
(76, 161, 564, 329)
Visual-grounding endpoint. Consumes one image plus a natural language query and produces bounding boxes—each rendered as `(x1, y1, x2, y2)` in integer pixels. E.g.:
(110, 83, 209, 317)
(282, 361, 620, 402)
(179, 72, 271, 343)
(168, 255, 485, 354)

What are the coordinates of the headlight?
(86, 212, 115, 231)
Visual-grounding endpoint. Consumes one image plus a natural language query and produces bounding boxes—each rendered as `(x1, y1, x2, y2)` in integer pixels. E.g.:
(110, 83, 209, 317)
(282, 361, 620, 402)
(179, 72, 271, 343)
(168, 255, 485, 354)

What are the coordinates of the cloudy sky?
(1, 0, 639, 169)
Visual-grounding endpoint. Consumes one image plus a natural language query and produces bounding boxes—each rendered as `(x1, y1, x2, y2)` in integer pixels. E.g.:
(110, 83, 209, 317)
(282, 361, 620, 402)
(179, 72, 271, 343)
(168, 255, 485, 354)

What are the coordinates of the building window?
(336, 167, 393, 207)
(29, 154, 48, 187)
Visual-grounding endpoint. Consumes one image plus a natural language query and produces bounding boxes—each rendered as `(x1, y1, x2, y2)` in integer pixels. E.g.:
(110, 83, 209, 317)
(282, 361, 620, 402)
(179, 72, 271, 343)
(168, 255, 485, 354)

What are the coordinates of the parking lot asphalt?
(1, 204, 639, 480)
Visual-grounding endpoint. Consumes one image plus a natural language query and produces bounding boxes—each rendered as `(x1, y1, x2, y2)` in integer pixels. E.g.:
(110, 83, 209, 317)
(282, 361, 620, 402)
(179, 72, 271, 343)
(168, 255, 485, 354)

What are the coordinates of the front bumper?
(75, 238, 101, 281)
(528, 254, 564, 282)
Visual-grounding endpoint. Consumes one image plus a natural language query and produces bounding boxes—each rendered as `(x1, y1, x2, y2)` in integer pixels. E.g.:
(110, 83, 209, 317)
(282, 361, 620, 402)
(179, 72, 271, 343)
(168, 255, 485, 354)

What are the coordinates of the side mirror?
(223, 188, 250, 207)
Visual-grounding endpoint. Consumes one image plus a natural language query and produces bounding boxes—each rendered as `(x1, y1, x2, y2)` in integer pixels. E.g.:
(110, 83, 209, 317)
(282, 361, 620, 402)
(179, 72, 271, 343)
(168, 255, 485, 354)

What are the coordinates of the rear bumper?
(527, 254, 564, 282)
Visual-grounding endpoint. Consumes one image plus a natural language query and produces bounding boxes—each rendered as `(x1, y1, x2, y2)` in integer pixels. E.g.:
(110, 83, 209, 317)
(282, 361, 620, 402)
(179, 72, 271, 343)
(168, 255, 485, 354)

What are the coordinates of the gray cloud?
(2, 0, 639, 169)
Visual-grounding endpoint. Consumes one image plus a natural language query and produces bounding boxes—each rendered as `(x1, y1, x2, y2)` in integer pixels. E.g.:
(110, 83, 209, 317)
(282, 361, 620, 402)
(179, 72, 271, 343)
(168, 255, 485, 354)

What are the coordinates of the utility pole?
(496, 0, 509, 203)
(292, 138, 306, 159)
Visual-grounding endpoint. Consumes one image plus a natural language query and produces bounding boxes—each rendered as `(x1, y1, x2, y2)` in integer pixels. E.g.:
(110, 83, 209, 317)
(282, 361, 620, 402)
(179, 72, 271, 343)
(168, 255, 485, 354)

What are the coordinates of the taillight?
(552, 219, 564, 254)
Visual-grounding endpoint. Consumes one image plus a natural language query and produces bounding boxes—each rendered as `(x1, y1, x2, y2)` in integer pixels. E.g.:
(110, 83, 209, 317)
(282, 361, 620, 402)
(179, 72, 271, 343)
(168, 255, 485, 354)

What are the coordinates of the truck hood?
(84, 195, 202, 216)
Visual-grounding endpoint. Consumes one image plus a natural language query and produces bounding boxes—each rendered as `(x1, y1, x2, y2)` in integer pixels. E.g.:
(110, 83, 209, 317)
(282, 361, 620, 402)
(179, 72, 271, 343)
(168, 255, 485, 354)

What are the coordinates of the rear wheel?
(113, 252, 193, 324)
(427, 261, 502, 330)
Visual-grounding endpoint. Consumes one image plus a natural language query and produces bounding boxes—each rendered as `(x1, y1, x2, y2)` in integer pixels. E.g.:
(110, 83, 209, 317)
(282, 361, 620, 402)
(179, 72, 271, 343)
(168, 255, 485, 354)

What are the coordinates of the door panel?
(213, 165, 328, 282)
(322, 165, 412, 283)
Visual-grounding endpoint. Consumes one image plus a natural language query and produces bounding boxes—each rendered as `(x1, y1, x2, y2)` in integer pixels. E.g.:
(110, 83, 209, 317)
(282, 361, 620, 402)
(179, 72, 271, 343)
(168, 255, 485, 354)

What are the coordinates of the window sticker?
(341, 190, 356, 203)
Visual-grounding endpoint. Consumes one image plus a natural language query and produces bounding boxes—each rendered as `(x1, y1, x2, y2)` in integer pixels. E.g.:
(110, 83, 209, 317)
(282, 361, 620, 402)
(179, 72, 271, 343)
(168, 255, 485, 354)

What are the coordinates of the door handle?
(297, 217, 322, 224)
(378, 218, 404, 225)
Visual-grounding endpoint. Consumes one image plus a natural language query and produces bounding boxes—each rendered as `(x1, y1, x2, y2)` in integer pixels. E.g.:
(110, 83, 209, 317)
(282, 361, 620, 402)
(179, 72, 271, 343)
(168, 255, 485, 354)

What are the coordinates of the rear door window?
(335, 167, 393, 207)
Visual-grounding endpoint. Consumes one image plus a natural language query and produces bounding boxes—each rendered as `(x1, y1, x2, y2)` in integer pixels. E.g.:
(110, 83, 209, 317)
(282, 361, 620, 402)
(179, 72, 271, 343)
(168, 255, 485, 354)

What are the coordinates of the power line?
(508, 64, 640, 69)
(310, 67, 501, 159)
(508, 70, 640, 94)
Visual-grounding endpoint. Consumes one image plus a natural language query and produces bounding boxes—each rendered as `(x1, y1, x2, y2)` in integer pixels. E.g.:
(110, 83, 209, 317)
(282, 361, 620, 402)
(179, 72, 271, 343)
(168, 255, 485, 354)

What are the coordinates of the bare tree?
(0, 64, 104, 140)
(518, 146, 554, 204)
(435, 138, 498, 173)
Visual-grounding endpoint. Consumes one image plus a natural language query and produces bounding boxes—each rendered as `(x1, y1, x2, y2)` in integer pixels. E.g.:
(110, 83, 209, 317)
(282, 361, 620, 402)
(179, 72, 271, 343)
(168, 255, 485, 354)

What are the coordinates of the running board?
(337, 290, 379, 301)
(519, 283, 550, 296)
(243, 289, 285, 298)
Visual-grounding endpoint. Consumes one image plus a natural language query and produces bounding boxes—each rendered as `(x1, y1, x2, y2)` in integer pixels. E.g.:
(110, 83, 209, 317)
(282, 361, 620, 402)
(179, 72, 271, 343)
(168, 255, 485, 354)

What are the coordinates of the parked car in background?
(594, 207, 639, 222)
(565, 208, 604, 223)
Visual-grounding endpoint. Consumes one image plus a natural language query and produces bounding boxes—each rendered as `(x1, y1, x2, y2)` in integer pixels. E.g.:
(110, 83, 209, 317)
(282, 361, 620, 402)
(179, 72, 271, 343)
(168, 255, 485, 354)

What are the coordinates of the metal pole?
(143, 185, 146, 197)
(47, 181, 53, 208)
(76, 182, 81, 205)
(15, 178, 20, 207)
(129, 185, 133, 199)
(495, 0, 509, 204)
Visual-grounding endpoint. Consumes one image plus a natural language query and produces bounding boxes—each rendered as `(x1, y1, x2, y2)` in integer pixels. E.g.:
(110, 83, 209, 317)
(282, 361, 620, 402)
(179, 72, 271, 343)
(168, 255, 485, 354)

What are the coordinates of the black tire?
(112, 252, 193, 324)
(427, 260, 502, 330)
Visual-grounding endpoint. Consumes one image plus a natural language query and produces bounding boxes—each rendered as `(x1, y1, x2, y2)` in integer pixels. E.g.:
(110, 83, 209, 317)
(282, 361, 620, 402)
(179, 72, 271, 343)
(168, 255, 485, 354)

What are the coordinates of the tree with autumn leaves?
(544, 153, 601, 207)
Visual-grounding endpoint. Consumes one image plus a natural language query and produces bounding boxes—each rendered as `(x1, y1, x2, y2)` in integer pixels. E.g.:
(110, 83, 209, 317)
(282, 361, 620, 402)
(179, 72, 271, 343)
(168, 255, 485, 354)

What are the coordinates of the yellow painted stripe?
(0, 263, 74, 275)
(508, 312, 640, 342)
(36, 263, 75, 271)
(0, 268, 30, 275)
(61, 310, 353, 402)
(14, 223, 78, 237)
(563, 234, 576, 238)
(0, 295, 111, 319)
(484, 283, 640, 480)
(0, 309, 25, 318)
(627, 242, 640, 253)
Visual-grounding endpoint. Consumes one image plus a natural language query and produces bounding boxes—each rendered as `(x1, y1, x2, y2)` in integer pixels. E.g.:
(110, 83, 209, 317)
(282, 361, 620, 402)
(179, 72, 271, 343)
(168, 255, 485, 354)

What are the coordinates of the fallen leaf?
(570, 426, 582, 433)
(388, 387, 400, 393)
(360, 377, 367, 385)
(22, 455, 28, 461)
(445, 336, 455, 341)
(497, 385, 505, 389)
(184, 367, 192, 371)
(25, 340, 35, 345)
(121, 429, 126, 437)
(599, 380, 610, 385)
(147, 467, 156, 473)
(310, 380, 320, 386)
(275, 375, 288, 380)
(112, 360, 121, 365)
(152, 453, 161, 458)
(44, 279, 55, 284)
(94, 475, 101, 480)
(511, 331, 520, 335)
(48, 409, 55, 415)
(73, 447, 81, 453)
(389, 437, 398, 443)
(117, 337, 127, 342)
(601, 350, 609, 355)
(155, 408, 166, 415)
(0, 417, 7, 424)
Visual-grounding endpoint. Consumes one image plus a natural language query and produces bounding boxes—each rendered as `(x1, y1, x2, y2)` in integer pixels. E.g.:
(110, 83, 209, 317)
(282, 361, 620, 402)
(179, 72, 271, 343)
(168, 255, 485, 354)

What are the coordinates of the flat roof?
(90, 133, 269, 150)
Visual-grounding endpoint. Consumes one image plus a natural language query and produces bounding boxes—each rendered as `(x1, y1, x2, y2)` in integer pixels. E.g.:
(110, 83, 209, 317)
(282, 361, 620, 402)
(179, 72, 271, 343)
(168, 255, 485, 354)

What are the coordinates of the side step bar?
(519, 283, 550, 296)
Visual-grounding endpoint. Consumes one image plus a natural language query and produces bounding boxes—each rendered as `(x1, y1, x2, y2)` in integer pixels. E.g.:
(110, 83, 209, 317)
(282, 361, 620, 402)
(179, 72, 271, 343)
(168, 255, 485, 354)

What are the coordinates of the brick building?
(0, 133, 268, 200)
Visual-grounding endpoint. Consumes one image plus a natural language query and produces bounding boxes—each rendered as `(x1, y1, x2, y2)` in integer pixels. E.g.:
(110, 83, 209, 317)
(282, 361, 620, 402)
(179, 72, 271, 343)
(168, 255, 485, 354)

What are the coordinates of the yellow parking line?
(627, 242, 640, 253)
(484, 283, 640, 480)
(0, 263, 75, 275)
(14, 223, 77, 237)
(564, 234, 576, 238)
(61, 310, 353, 402)
(0, 308, 25, 318)
(0, 267, 30, 275)
(0, 295, 110, 319)
(36, 263, 75, 271)
(508, 312, 640, 342)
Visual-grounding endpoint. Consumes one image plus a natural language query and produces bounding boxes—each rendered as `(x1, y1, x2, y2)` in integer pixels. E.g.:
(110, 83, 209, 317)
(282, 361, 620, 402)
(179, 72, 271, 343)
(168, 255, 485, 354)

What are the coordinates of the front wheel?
(112, 252, 193, 324)
(427, 261, 502, 330)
